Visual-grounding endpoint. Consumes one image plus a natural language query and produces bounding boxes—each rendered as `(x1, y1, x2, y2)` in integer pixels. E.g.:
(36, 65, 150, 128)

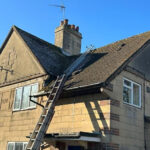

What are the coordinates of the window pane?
(15, 143, 23, 150)
(14, 88, 22, 110)
(123, 86, 132, 103)
(23, 143, 27, 150)
(30, 84, 38, 107)
(8, 143, 14, 150)
(21, 85, 31, 109)
(124, 80, 131, 87)
(133, 84, 140, 106)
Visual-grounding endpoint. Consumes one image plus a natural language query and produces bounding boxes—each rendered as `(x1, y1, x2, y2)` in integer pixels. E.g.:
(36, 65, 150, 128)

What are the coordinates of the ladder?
(26, 74, 67, 150)
(26, 47, 94, 150)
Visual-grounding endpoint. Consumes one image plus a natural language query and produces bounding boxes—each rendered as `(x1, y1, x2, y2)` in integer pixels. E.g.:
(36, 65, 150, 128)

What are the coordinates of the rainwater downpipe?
(144, 75, 146, 150)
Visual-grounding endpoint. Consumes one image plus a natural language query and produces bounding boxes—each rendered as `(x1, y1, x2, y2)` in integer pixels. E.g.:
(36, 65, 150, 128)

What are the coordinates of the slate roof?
(65, 31, 150, 89)
(4, 26, 150, 89)
(14, 26, 77, 76)
(128, 41, 150, 81)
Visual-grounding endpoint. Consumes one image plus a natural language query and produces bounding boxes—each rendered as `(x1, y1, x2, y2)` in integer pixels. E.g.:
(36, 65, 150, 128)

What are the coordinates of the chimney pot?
(71, 25, 75, 30)
(64, 19, 68, 25)
(68, 24, 71, 28)
(60, 21, 64, 26)
(75, 26, 79, 32)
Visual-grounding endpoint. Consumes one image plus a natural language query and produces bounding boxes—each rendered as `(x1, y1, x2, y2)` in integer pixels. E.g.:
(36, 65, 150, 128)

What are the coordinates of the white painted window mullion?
(131, 82, 133, 105)
(20, 87, 24, 110)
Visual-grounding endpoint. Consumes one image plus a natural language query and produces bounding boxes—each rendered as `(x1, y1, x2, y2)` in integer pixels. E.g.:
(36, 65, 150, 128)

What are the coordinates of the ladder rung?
(31, 139, 35, 141)
(38, 122, 43, 125)
(51, 93, 56, 95)
(54, 86, 59, 89)
(42, 115, 46, 117)
(47, 100, 52, 102)
(45, 107, 49, 110)
(34, 130, 39, 133)
(57, 79, 62, 82)
(55, 86, 59, 89)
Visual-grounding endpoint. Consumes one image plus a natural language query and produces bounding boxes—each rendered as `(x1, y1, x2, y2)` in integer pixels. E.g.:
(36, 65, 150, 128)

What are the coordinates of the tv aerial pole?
(49, 4, 66, 20)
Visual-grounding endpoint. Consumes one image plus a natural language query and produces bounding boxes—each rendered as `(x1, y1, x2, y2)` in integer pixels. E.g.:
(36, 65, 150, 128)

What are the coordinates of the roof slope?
(2, 26, 150, 89)
(65, 31, 150, 89)
(128, 41, 150, 81)
(14, 26, 76, 76)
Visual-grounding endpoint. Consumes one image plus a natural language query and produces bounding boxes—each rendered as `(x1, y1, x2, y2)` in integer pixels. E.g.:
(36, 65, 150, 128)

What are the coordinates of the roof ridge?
(13, 25, 62, 53)
(96, 30, 150, 52)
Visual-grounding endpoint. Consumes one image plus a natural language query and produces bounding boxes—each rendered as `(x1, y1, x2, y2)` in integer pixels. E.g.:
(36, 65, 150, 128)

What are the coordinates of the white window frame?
(123, 78, 141, 108)
(7, 142, 27, 150)
(13, 83, 38, 111)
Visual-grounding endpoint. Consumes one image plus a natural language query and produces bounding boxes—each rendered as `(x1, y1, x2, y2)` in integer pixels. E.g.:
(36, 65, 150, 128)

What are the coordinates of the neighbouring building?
(0, 19, 150, 150)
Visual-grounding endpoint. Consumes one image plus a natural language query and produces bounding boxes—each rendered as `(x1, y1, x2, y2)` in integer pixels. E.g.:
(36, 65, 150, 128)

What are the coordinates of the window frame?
(13, 83, 38, 111)
(123, 78, 141, 108)
(7, 142, 28, 150)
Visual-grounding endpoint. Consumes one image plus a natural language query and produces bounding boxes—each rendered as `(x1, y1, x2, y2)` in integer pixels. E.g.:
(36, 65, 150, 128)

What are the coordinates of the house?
(0, 19, 150, 150)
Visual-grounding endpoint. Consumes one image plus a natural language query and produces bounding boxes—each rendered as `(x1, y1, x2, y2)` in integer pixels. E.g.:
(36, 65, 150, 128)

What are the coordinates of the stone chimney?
(55, 19, 82, 55)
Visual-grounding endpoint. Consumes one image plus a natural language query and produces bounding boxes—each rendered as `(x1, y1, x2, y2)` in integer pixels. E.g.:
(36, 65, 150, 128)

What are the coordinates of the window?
(123, 78, 141, 107)
(7, 142, 27, 150)
(13, 83, 38, 111)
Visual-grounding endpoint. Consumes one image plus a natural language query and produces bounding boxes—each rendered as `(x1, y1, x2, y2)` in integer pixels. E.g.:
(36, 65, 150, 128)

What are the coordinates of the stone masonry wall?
(105, 70, 145, 150)
(0, 77, 44, 150)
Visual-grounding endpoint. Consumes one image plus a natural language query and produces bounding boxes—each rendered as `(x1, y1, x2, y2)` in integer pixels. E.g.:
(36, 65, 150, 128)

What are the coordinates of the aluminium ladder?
(26, 74, 67, 150)
(26, 47, 94, 150)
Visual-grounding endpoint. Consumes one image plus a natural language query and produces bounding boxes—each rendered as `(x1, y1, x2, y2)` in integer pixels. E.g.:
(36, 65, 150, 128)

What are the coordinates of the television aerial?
(49, 4, 66, 20)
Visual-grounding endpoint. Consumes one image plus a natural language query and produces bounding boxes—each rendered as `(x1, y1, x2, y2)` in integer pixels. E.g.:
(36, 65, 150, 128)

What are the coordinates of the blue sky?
(0, 0, 150, 52)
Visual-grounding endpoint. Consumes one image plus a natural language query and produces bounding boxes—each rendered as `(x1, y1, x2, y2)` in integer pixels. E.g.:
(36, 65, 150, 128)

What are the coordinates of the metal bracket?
(29, 96, 44, 108)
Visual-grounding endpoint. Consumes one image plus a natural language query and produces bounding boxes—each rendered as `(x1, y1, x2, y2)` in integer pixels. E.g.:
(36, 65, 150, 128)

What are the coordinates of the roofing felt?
(14, 26, 77, 76)
(65, 31, 150, 89)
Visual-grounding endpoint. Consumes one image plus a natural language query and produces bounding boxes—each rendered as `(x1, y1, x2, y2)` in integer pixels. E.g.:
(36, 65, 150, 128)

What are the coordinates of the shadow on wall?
(84, 99, 109, 133)
(55, 93, 110, 138)
(84, 94, 110, 138)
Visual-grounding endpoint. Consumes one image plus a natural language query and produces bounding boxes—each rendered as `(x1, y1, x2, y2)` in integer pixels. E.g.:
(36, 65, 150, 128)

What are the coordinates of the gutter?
(65, 82, 104, 91)
(31, 82, 105, 98)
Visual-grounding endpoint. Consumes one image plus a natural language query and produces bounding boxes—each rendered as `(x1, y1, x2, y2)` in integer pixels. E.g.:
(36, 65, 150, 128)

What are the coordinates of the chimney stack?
(54, 19, 82, 55)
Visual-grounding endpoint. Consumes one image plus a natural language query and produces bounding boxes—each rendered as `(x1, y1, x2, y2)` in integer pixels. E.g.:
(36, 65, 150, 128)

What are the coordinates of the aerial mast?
(49, 4, 66, 20)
